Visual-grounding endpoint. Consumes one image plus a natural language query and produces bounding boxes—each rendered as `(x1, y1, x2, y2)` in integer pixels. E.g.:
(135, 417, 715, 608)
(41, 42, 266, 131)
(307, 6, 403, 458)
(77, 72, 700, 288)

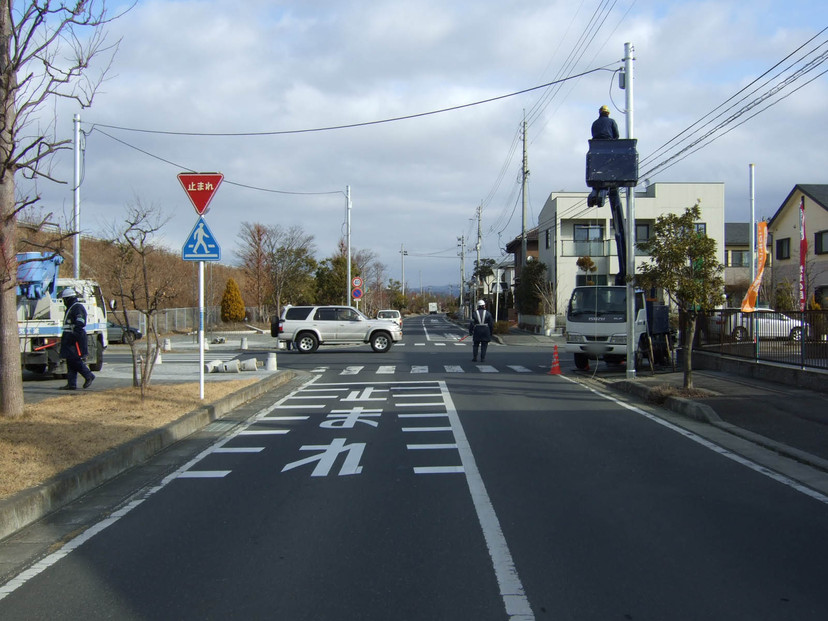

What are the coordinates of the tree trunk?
(683, 315, 696, 389)
(0, 183, 24, 417)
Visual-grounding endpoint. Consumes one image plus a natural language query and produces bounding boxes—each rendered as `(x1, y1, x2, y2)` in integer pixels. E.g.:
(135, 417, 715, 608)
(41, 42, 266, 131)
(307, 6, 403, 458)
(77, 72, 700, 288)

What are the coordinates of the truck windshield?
(568, 287, 627, 319)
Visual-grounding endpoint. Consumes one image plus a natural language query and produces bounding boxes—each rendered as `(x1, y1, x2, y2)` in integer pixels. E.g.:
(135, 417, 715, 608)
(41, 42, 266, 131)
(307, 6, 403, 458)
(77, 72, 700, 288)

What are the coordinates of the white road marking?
(377, 365, 395, 374)
(177, 471, 231, 478)
(476, 365, 498, 373)
(212, 447, 264, 454)
(407, 443, 459, 450)
(507, 365, 532, 373)
(239, 429, 290, 436)
(401, 427, 453, 433)
(444, 365, 465, 373)
(341, 366, 363, 375)
(413, 466, 465, 474)
(411, 365, 428, 373)
(438, 381, 534, 620)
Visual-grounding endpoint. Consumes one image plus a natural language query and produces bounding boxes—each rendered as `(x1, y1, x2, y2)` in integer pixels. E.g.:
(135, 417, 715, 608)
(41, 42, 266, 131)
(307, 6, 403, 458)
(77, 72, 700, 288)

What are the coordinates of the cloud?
(18, 0, 828, 289)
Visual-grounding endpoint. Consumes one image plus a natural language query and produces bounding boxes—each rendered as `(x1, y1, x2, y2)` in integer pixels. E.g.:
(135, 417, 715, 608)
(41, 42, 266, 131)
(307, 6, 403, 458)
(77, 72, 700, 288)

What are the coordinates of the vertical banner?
(741, 221, 768, 312)
(799, 196, 807, 311)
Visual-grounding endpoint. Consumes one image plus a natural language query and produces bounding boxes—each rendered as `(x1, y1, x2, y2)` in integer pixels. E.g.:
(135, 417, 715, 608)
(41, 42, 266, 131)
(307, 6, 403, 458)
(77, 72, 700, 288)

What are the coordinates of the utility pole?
(400, 243, 408, 300)
(458, 236, 466, 319)
(346, 185, 352, 306)
(623, 42, 636, 380)
(520, 113, 529, 267)
(475, 205, 482, 307)
(73, 113, 82, 279)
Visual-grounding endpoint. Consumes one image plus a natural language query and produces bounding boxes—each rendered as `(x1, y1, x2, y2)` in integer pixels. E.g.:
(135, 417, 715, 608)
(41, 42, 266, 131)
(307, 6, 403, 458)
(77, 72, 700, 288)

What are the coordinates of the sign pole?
(199, 260, 205, 400)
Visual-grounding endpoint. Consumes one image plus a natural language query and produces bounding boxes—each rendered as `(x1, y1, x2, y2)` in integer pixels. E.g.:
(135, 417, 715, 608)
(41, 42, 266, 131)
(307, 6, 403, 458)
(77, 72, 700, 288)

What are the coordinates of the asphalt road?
(4, 315, 828, 619)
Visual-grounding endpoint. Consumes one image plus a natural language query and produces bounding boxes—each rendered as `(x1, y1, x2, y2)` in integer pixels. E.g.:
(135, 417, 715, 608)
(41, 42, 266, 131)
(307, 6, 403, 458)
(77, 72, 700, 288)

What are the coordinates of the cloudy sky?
(21, 0, 828, 290)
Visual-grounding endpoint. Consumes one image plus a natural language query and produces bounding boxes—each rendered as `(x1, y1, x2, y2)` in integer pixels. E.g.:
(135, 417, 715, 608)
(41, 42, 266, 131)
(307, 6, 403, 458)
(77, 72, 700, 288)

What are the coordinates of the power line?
(91, 68, 613, 138)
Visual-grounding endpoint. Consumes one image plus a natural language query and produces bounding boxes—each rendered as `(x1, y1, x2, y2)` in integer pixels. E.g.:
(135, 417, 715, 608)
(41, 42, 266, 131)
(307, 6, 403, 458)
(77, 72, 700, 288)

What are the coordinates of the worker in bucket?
(587, 105, 621, 210)
(58, 287, 95, 390)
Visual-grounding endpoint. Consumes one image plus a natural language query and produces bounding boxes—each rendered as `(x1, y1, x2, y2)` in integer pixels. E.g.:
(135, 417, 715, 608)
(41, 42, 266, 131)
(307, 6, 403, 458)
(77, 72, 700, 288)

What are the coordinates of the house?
(504, 227, 538, 281)
(766, 184, 828, 306)
(535, 182, 726, 312)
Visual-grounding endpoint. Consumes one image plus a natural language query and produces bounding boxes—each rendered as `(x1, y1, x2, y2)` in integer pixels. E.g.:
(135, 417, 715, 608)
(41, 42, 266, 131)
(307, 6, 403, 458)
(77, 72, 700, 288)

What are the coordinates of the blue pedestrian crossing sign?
(182, 217, 221, 261)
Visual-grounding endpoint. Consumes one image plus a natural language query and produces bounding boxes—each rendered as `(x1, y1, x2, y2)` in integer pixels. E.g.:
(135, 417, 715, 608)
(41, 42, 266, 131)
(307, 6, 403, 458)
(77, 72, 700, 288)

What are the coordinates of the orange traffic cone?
(548, 345, 562, 375)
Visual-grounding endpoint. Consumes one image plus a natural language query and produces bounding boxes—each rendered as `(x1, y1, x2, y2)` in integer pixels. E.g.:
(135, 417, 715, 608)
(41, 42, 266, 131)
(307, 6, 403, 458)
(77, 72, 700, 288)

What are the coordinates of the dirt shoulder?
(1, 380, 257, 500)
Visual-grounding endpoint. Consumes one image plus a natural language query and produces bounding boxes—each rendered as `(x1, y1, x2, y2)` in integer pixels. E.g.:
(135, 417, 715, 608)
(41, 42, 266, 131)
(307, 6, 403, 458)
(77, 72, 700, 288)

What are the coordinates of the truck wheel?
(295, 332, 319, 353)
(370, 331, 392, 353)
(789, 327, 803, 342)
(574, 354, 589, 370)
(89, 338, 104, 372)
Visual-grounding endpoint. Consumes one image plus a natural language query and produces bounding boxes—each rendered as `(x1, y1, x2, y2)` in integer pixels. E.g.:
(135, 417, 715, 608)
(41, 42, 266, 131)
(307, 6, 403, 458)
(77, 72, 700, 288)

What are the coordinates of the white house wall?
(538, 183, 726, 310)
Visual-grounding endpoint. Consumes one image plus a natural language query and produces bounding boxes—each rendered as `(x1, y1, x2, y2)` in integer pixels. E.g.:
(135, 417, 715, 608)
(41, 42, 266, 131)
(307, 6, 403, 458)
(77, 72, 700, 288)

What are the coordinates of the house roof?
(504, 227, 539, 253)
(725, 222, 749, 245)
(768, 184, 828, 227)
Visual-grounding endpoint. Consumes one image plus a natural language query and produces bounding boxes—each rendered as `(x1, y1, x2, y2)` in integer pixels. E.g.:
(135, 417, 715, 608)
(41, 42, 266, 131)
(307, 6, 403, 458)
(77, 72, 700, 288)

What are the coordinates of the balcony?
(561, 239, 651, 257)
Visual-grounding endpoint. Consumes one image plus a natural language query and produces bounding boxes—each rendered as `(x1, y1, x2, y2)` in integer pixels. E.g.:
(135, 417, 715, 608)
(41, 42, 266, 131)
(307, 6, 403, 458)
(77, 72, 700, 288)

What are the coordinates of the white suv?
(376, 309, 402, 328)
(272, 305, 403, 353)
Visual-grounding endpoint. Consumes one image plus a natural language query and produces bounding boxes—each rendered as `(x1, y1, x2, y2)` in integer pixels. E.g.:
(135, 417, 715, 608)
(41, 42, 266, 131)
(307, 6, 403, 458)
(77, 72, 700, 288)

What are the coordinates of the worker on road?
(58, 287, 95, 390)
(591, 104, 619, 140)
(469, 299, 494, 362)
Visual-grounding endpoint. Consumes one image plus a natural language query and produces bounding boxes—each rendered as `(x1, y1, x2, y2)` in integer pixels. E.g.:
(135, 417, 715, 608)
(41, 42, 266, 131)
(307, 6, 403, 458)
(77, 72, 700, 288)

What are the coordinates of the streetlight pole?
(624, 42, 637, 380)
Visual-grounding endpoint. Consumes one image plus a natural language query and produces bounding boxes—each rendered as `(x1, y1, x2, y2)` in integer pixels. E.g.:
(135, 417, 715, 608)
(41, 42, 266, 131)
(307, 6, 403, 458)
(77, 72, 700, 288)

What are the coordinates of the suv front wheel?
(295, 332, 319, 353)
(370, 331, 393, 353)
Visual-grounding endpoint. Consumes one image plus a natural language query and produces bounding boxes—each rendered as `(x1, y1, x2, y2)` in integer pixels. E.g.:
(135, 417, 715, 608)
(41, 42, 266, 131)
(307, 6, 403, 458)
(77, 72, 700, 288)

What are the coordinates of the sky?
(19, 0, 828, 291)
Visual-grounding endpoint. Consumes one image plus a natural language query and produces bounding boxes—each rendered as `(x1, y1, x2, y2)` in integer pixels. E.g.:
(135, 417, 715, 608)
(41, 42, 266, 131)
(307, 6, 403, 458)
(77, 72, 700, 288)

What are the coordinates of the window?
(728, 250, 750, 267)
(776, 237, 791, 260)
(315, 308, 338, 321)
(694, 223, 707, 236)
(574, 224, 603, 241)
(816, 230, 828, 255)
(545, 228, 553, 249)
(575, 274, 608, 286)
(636, 223, 651, 243)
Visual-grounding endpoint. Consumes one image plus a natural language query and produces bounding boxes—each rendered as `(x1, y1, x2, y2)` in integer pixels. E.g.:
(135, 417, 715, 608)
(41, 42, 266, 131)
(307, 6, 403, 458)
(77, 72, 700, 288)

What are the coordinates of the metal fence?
(694, 309, 828, 371)
(115, 306, 270, 337)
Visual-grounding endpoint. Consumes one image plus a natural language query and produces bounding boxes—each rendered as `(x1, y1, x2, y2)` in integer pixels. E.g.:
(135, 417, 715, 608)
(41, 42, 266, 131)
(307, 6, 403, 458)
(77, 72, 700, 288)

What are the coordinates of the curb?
(0, 370, 296, 542)
(611, 380, 828, 474)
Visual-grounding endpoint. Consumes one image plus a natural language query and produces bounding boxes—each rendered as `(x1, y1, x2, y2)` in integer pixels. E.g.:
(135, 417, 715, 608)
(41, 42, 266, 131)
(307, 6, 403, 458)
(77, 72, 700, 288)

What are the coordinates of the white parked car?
(711, 308, 810, 342)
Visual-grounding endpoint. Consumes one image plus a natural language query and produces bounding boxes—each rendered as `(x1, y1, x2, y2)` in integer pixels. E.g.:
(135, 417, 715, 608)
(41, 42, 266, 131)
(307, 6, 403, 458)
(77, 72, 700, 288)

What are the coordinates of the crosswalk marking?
(507, 365, 532, 373)
(377, 365, 395, 374)
(475, 365, 498, 373)
(444, 365, 464, 373)
(411, 365, 428, 373)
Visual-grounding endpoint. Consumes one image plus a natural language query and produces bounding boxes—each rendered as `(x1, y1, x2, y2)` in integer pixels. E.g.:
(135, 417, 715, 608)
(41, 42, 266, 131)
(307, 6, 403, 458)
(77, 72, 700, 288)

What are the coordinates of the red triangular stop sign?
(178, 173, 224, 215)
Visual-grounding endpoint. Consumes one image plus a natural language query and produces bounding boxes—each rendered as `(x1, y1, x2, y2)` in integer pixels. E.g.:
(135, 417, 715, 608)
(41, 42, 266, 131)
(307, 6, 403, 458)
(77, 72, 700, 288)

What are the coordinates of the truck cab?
(565, 286, 647, 370)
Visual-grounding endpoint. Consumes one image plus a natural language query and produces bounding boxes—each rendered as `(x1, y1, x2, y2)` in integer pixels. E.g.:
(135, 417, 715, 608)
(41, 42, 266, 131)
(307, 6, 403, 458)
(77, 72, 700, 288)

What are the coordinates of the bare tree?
(106, 200, 178, 396)
(236, 222, 272, 322)
(266, 224, 316, 311)
(1, 1, 124, 417)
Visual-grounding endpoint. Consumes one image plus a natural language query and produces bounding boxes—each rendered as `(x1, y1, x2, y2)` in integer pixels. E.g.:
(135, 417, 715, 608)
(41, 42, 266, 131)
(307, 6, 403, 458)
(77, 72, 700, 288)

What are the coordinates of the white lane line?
(261, 416, 309, 421)
(401, 427, 453, 433)
(414, 466, 465, 474)
(277, 404, 326, 409)
(407, 443, 459, 450)
(439, 380, 534, 620)
(435, 343, 446, 347)
(398, 413, 449, 418)
(415, 343, 426, 346)
(239, 429, 290, 436)
(177, 471, 231, 478)
(213, 447, 264, 454)
(562, 375, 828, 506)
(397, 402, 444, 407)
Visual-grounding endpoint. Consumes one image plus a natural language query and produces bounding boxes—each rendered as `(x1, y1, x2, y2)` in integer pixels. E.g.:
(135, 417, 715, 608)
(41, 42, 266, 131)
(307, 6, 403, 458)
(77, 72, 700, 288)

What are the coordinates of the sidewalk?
(500, 327, 828, 472)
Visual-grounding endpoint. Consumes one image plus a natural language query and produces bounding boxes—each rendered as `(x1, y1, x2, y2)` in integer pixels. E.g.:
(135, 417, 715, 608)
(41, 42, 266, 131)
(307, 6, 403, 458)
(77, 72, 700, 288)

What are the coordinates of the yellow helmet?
(599, 105, 610, 115)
